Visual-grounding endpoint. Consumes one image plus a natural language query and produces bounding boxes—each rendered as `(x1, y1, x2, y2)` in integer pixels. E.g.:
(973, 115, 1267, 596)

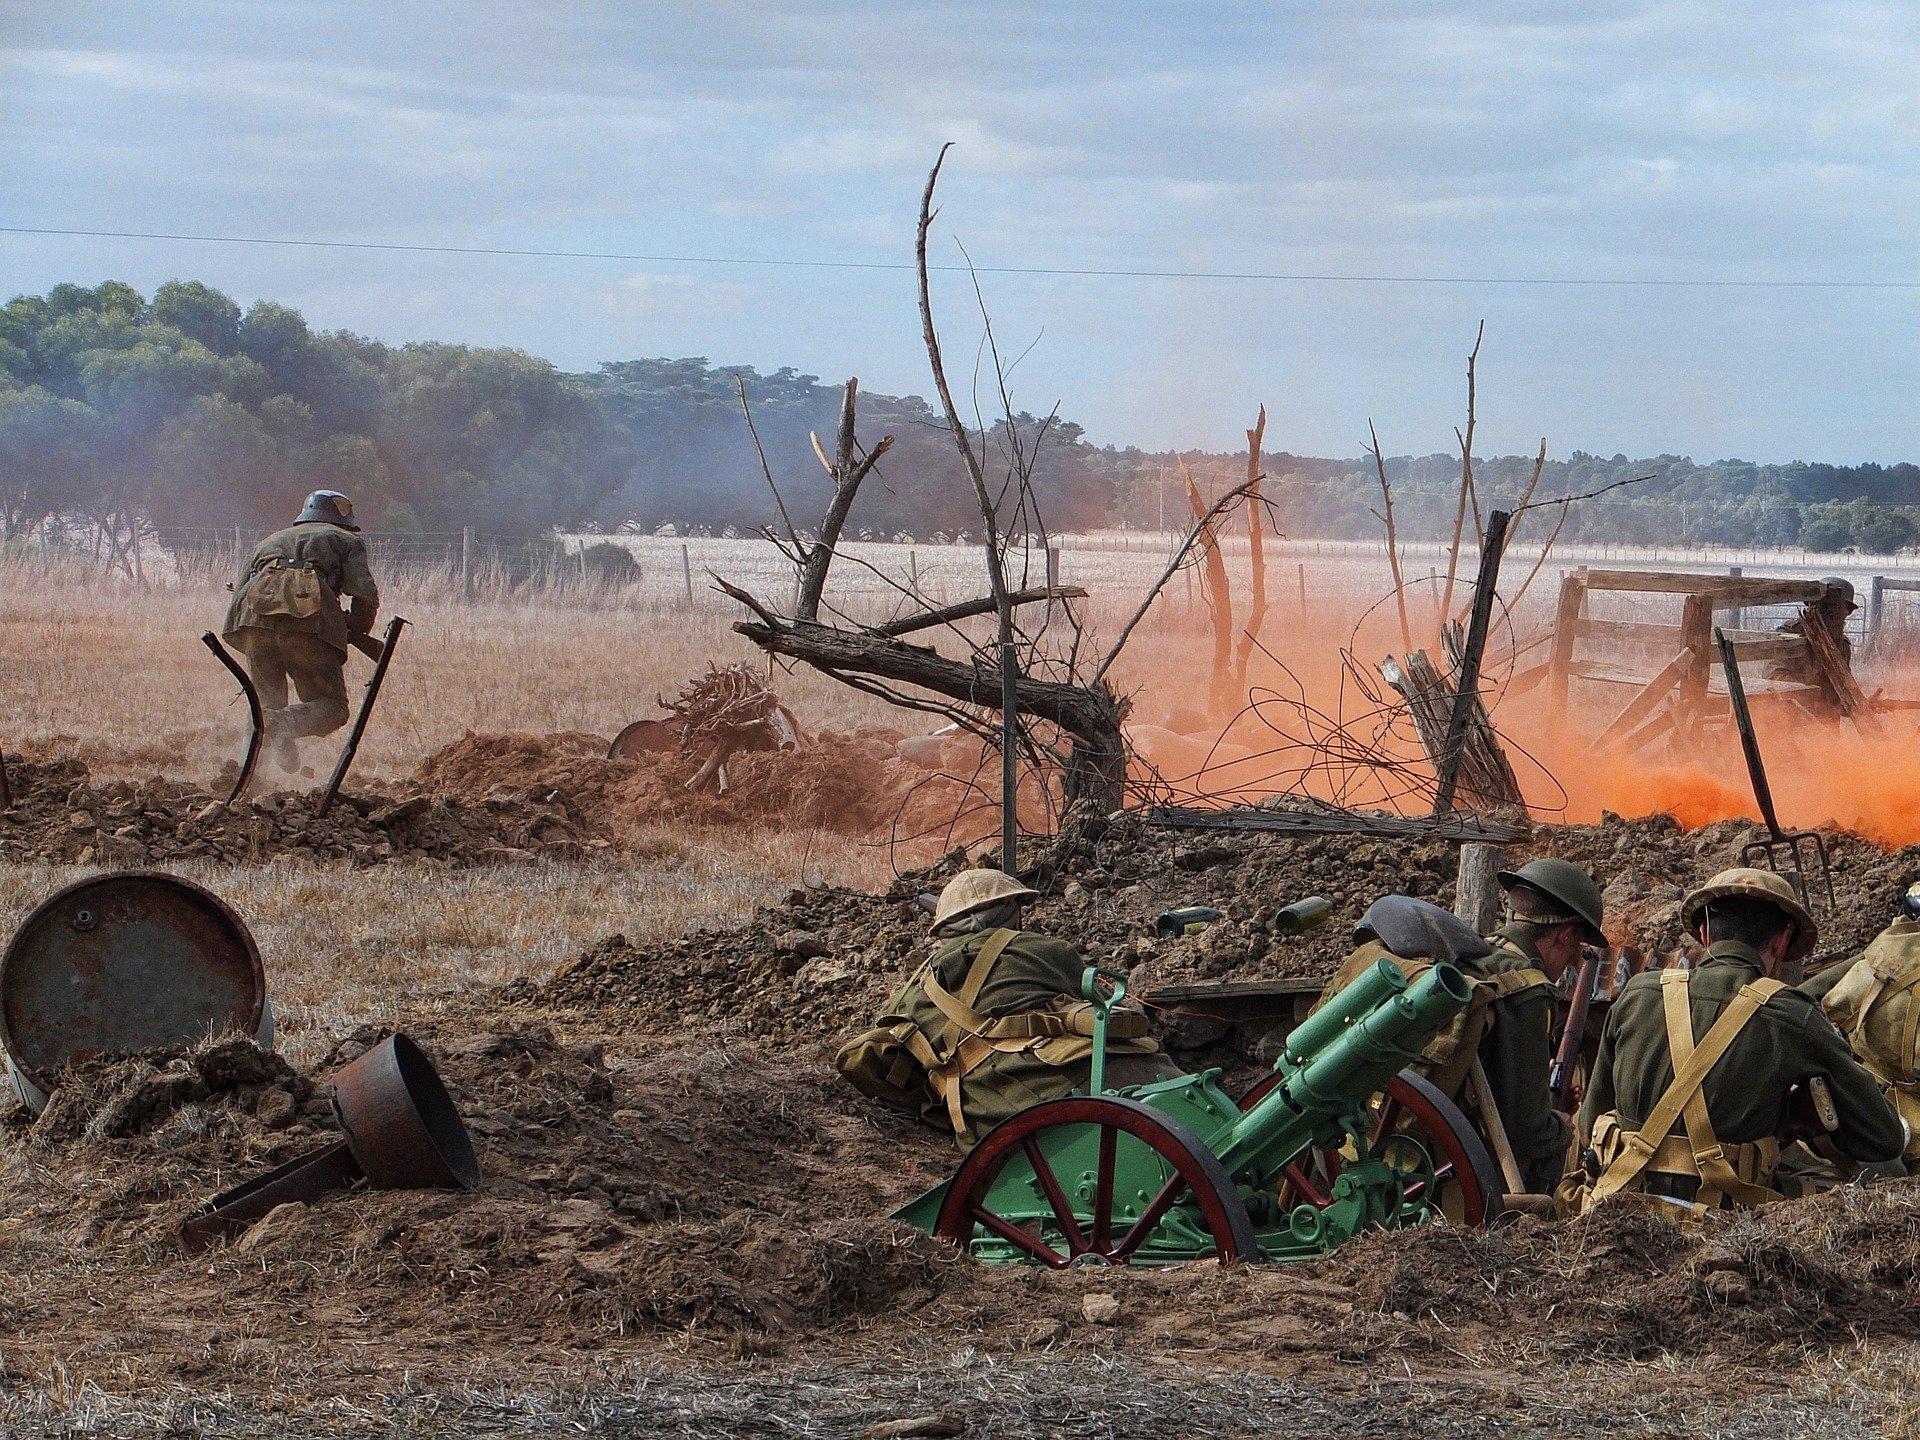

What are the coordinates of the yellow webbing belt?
(1590, 971, 1785, 1208)
(918, 928, 1019, 1137)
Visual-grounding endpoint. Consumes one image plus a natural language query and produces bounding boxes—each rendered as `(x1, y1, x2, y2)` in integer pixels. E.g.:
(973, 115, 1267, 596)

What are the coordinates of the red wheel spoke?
(968, 1204, 1070, 1268)
(1091, 1125, 1116, 1253)
(1279, 1160, 1329, 1208)
(1114, 1173, 1190, 1260)
(1022, 1135, 1087, 1254)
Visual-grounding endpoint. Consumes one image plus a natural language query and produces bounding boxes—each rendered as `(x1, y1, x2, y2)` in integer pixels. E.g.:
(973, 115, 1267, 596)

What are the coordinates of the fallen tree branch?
(871, 585, 1088, 638)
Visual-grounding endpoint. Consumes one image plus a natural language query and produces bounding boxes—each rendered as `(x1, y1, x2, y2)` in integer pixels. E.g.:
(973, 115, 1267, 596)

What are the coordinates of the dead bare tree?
(714, 148, 1144, 868)
(1231, 406, 1270, 694)
(1437, 320, 1485, 625)
(1179, 460, 1236, 718)
(1367, 420, 1415, 655)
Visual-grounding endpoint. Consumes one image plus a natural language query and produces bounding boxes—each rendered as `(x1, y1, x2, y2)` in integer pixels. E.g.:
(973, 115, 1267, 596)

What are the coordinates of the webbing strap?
(1591, 972, 1783, 1205)
(918, 928, 1017, 1137)
(1664, 971, 1784, 1208)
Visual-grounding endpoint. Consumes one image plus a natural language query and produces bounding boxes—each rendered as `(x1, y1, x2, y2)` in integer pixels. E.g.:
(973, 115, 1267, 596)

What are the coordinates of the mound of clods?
(2, 1023, 960, 1347)
(0, 726, 973, 870)
(0, 755, 601, 869)
(410, 726, 958, 837)
(544, 812, 1920, 1057)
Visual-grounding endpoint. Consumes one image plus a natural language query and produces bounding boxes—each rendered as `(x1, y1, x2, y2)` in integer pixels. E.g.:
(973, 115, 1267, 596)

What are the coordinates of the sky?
(1, 1, 1915, 462)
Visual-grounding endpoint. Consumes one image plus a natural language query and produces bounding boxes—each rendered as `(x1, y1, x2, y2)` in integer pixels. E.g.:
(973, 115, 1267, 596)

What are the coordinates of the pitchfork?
(1714, 627, 1837, 912)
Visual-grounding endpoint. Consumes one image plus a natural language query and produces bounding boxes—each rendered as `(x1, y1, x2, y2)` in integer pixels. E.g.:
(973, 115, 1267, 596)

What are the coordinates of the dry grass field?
(9, 547, 1920, 1438)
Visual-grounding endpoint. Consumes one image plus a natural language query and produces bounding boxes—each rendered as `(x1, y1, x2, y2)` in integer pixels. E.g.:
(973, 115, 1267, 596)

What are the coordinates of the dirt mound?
(26, 1035, 314, 1146)
(1319, 1180, 1920, 1360)
(3, 1021, 958, 1344)
(542, 813, 1920, 1060)
(410, 726, 959, 837)
(0, 753, 602, 869)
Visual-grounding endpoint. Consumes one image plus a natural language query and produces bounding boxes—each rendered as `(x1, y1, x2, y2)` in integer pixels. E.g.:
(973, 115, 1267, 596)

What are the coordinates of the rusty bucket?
(1, 872, 273, 1113)
(180, 1032, 480, 1249)
(608, 718, 679, 760)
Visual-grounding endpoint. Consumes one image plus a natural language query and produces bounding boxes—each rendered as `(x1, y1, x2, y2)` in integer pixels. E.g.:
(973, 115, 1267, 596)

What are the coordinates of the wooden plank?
(1722, 635, 1808, 663)
(1149, 977, 1326, 1003)
(1589, 649, 1690, 751)
(1579, 569, 1827, 605)
(1574, 618, 1688, 646)
(1140, 804, 1531, 845)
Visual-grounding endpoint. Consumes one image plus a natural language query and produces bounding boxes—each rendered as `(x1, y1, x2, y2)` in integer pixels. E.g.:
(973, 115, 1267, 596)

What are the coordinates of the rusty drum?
(1, 872, 269, 1111)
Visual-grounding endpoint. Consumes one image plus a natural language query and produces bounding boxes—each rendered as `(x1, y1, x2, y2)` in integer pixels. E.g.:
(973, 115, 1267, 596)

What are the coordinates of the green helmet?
(1497, 857, 1605, 946)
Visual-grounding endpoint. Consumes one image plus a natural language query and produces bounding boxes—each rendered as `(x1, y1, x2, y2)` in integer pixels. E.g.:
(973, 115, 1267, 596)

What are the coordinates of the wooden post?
(1546, 569, 1587, 729)
(1676, 592, 1713, 730)
(1433, 509, 1510, 814)
(1726, 565, 1743, 632)
(459, 527, 472, 601)
(1453, 842, 1505, 934)
(1297, 562, 1307, 617)
(908, 547, 919, 592)
(1871, 574, 1886, 648)
(233, 524, 243, 569)
(681, 542, 695, 608)
(1046, 544, 1060, 622)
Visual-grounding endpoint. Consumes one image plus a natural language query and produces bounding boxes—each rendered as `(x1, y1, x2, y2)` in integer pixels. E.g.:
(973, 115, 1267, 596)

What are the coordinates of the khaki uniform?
(1814, 918, 1920, 1171)
(1571, 942, 1902, 1211)
(1315, 926, 1568, 1192)
(222, 522, 379, 742)
(867, 927, 1171, 1146)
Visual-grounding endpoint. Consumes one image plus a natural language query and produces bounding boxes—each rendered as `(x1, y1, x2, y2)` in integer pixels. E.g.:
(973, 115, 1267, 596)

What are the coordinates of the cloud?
(0, 1, 1914, 460)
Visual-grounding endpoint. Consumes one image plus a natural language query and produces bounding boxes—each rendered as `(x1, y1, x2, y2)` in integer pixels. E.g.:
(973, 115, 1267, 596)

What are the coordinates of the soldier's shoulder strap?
(1590, 972, 1784, 1206)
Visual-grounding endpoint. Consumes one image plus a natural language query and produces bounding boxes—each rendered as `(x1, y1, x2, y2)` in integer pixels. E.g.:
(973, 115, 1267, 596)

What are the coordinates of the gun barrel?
(1280, 957, 1405, 1069)
(1218, 962, 1471, 1183)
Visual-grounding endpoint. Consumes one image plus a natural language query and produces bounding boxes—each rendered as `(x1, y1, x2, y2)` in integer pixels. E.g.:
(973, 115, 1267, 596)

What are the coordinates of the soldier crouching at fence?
(221, 489, 379, 773)
(836, 869, 1177, 1146)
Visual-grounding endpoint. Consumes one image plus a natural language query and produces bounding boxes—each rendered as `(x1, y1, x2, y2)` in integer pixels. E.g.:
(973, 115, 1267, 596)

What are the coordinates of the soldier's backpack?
(1821, 919, 1920, 1160)
(834, 927, 1153, 1142)
(246, 557, 328, 620)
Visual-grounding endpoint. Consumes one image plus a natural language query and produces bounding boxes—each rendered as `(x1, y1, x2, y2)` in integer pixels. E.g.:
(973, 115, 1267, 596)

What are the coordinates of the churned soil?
(11, 1003, 1920, 1434)
(0, 727, 968, 870)
(543, 811, 1920, 1060)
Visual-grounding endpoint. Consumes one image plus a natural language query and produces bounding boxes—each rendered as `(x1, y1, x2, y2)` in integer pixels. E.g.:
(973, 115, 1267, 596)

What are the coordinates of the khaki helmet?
(933, 869, 1039, 930)
(1497, 857, 1605, 946)
(1818, 576, 1859, 613)
(1680, 867, 1817, 963)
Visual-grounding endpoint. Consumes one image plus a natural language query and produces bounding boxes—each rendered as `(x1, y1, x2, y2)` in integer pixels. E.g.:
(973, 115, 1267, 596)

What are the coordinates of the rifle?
(348, 629, 386, 662)
(1549, 946, 1603, 1110)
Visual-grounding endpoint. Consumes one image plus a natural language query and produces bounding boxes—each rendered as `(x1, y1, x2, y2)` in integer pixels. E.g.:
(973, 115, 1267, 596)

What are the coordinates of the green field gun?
(894, 895, 1507, 1265)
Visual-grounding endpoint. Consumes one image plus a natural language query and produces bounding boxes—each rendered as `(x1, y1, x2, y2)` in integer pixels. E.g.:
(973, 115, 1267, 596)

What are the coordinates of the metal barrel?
(1278, 957, 1405, 1069)
(1288, 963, 1471, 1111)
(1218, 963, 1471, 1182)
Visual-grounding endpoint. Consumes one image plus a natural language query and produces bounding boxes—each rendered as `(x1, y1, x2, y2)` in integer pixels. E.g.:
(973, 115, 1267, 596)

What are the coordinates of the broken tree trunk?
(1232, 406, 1268, 691)
(1182, 463, 1236, 718)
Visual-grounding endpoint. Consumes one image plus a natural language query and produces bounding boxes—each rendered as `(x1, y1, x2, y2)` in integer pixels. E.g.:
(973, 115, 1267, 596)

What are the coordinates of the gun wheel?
(1239, 1069, 1506, 1228)
(932, 1095, 1259, 1266)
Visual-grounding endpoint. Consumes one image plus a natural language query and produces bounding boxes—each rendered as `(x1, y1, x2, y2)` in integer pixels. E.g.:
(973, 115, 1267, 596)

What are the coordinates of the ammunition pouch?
(247, 558, 329, 621)
(833, 928, 1156, 1146)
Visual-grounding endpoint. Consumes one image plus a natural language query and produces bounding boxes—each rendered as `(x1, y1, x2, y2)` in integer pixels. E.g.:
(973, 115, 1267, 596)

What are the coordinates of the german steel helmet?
(1680, 867, 1817, 963)
(933, 869, 1040, 929)
(297, 489, 359, 531)
(1497, 857, 1606, 946)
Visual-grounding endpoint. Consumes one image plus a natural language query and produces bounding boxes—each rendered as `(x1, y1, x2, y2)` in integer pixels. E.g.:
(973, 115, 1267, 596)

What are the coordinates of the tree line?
(3, 280, 1914, 552)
